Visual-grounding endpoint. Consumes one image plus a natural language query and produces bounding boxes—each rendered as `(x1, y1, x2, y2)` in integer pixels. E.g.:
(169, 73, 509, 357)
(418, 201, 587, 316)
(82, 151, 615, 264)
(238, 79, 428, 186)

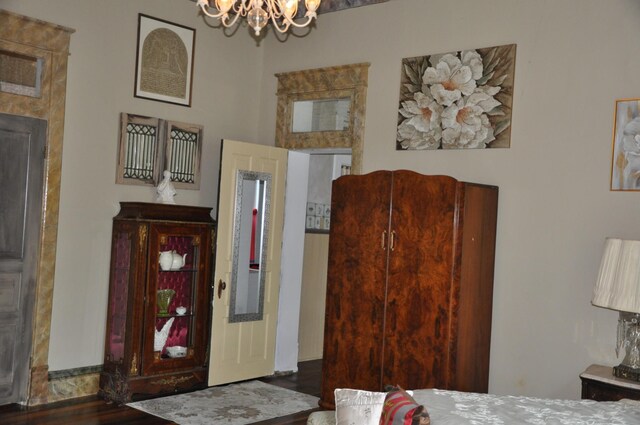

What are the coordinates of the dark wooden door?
(0, 113, 46, 405)
(382, 173, 460, 390)
(319, 171, 392, 408)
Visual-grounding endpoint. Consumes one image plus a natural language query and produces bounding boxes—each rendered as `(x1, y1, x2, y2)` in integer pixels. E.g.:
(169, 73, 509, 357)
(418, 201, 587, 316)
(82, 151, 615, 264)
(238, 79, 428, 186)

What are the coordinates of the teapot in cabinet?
(171, 252, 187, 270)
(159, 250, 187, 271)
(159, 250, 174, 271)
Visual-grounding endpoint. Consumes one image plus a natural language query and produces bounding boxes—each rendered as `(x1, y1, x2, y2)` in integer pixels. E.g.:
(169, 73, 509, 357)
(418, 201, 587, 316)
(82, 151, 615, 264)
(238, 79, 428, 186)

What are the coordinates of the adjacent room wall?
(258, 0, 640, 398)
(2, 0, 265, 372)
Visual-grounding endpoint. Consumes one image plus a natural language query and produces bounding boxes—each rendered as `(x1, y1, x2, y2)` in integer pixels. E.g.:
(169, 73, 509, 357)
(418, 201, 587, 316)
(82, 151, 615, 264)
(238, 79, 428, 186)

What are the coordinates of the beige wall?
(2, 0, 264, 371)
(258, 0, 640, 398)
(5, 0, 640, 401)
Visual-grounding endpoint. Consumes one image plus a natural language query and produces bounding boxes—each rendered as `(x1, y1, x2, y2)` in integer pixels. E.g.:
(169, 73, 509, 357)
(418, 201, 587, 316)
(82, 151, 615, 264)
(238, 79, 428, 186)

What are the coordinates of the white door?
(208, 139, 288, 386)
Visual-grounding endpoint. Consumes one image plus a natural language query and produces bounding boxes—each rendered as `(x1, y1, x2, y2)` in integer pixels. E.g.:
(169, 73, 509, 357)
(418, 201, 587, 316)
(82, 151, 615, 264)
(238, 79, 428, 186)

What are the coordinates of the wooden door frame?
(274, 63, 369, 175)
(0, 10, 74, 406)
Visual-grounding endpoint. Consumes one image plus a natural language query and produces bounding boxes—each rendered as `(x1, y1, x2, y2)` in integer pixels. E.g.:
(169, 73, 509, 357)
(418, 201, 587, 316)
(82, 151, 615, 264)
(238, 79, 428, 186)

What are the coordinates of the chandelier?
(196, 0, 321, 36)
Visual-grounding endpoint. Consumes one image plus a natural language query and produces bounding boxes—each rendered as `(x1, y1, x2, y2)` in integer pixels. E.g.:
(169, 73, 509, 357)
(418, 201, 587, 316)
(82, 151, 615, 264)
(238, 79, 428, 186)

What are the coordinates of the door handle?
(390, 230, 396, 251)
(217, 279, 226, 299)
(382, 230, 387, 250)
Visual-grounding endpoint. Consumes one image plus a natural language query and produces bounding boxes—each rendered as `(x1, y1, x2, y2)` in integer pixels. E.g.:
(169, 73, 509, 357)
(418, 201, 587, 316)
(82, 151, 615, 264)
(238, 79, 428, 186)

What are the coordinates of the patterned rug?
(128, 380, 319, 425)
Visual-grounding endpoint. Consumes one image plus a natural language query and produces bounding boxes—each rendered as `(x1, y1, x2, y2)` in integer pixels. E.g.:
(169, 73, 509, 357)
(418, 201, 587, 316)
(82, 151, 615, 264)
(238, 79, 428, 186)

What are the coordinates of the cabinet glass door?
(155, 233, 199, 360)
(143, 224, 208, 374)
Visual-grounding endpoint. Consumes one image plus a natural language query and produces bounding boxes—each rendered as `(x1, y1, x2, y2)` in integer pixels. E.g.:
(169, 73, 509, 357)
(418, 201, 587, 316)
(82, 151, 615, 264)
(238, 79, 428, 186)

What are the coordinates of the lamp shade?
(592, 238, 640, 313)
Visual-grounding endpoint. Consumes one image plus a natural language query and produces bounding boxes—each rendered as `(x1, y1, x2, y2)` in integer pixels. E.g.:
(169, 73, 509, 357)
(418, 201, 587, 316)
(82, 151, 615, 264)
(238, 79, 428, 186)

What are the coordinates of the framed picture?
(396, 44, 516, 150)
(134, 14, 195, 107)
(116, 113, 203, 190)
(164, 120, 203, 190)
(116, 113, 163, 186)
(611, 98, 640, 191)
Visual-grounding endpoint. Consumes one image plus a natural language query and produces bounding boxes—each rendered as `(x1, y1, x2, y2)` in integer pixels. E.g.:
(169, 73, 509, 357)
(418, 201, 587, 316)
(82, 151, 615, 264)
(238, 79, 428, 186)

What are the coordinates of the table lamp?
(592, 238, 640, 381)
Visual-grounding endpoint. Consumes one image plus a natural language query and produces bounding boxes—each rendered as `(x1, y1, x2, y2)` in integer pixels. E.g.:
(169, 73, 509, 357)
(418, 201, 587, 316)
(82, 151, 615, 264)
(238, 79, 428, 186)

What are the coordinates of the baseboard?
(46, 365, 102, 403)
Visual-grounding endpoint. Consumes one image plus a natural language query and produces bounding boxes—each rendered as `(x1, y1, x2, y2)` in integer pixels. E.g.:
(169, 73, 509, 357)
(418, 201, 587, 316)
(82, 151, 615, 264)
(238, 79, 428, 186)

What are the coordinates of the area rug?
(128, 380, 319, 425)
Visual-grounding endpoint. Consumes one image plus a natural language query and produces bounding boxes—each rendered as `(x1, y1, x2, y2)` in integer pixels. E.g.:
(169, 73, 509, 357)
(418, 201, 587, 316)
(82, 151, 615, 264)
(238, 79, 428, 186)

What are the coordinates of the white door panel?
(208, 140, 287, 386)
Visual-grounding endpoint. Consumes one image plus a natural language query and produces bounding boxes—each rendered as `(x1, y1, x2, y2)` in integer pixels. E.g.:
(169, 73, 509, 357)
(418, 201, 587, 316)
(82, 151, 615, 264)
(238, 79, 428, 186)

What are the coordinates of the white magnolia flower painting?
(397, 44, 516, 150)
(611, 98, 640, 190)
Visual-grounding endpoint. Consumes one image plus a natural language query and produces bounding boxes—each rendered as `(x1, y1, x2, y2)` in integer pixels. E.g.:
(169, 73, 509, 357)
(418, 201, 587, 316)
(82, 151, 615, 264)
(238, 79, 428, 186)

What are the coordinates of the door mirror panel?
(229, 170, 271, 323)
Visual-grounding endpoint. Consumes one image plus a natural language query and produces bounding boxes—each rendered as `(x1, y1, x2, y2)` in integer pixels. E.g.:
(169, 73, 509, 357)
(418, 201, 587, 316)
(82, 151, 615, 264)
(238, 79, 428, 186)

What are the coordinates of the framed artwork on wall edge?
(611, 98, 640, 191)
(134, 14, 195, 107)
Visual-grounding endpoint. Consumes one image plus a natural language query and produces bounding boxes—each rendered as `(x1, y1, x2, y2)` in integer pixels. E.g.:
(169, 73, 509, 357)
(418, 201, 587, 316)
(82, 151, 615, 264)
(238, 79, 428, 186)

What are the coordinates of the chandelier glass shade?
(196, 0, 321, 36)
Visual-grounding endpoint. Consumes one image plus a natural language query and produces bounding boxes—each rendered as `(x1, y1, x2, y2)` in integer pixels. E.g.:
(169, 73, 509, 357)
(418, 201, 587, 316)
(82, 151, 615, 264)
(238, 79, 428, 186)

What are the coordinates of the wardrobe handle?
(381, 230, 387, 250)
(390, 230, 396, 251)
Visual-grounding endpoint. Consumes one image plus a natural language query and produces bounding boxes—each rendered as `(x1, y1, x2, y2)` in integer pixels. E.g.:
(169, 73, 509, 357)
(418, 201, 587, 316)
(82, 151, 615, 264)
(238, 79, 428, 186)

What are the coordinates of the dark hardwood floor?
(0, 360, 322, 425)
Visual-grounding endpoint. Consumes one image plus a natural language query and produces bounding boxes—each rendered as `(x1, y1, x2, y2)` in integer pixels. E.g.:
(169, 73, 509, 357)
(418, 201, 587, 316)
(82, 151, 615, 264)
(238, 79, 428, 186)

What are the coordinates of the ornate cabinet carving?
(319, 171, 498, 409)
(99, 202, 215, 403)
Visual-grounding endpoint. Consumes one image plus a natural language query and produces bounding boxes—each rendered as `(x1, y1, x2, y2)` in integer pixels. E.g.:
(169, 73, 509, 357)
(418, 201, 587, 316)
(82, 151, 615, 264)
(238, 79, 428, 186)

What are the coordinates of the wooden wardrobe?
(319, 171, 498, 409)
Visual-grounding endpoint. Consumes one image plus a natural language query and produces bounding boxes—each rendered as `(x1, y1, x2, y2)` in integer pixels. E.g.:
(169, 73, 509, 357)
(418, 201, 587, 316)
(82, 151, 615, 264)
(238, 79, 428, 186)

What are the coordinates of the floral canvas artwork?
(397, 44, 516, 150)
(611, 98, 640, 191)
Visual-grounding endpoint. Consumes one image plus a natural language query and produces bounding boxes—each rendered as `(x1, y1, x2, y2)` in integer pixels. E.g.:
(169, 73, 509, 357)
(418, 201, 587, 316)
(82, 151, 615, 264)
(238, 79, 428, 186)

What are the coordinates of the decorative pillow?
(334, 388, 387, 425)
(308, 410, 337, 425)
(379, 388, 430, 425)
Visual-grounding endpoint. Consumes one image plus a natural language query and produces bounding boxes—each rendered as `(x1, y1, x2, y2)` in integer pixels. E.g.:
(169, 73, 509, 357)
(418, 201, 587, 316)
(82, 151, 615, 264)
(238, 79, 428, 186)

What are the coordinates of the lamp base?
(613, 364, 640, 381)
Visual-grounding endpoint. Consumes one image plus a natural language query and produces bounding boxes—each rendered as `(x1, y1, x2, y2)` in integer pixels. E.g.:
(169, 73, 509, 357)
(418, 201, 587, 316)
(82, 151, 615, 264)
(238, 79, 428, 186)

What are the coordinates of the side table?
(580, 364, 640, 401)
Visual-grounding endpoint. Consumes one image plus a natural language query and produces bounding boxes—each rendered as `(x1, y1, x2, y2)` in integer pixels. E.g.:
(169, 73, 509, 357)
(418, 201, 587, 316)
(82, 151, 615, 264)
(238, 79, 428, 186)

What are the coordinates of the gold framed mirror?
(275, 63, 370, 174)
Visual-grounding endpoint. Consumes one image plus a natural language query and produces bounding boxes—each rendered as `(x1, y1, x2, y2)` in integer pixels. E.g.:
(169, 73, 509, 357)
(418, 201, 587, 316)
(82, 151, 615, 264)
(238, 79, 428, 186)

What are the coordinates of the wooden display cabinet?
(99, 202, 215, 403)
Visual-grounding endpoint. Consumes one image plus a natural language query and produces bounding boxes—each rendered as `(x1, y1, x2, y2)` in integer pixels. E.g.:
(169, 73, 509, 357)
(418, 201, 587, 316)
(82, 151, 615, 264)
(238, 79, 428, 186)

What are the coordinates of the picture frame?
(116, 113, 203, 190)
(134, 14, 195, 107)
(116, 113, 164, 186)
(611, 98, 640, 191)
(396, 44, 516, 150)
(164, 120, 203, 190)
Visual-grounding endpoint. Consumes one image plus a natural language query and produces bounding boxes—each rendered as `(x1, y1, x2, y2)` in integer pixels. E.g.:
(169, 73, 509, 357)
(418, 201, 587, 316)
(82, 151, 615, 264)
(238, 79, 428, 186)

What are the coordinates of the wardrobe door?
(319, 171, 393, 409)
(382, 172, 461, 390)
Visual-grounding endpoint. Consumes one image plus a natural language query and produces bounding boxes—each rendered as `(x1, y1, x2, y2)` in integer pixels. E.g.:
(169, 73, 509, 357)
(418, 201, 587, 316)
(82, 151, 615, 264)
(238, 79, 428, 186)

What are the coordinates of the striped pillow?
(379, 388, 430, 425)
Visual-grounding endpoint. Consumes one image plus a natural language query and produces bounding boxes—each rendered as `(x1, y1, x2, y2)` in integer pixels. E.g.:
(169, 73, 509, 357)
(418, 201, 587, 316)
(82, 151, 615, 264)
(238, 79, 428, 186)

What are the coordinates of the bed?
(307, 388, 640, 425)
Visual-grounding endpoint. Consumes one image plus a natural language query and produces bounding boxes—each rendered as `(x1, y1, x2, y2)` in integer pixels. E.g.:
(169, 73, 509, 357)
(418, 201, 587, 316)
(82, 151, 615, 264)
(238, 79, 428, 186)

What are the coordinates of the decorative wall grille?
(168, 127, 198, 184)
(123, 123, 157, 180)
(116, 113, 203, 189)
(0, 49, 43, 97)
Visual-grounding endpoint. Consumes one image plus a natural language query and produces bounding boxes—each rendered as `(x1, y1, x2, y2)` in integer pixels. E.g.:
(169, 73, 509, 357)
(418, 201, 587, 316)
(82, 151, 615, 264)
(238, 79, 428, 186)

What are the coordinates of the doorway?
(272, 62, 369, 374)
(275, 149, 351, 369)
(298, 151, 351, 361)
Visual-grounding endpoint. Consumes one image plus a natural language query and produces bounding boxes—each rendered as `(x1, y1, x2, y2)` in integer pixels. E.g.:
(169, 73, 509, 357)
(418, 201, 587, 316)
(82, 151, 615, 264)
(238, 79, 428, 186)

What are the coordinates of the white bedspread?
(411, 389, 640, 425)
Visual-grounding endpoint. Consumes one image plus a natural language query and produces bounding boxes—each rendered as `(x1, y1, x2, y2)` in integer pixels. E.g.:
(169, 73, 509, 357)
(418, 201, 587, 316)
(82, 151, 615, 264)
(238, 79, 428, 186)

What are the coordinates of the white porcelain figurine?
(154, 317, 174, 352)
(156, 170, 176, 204)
